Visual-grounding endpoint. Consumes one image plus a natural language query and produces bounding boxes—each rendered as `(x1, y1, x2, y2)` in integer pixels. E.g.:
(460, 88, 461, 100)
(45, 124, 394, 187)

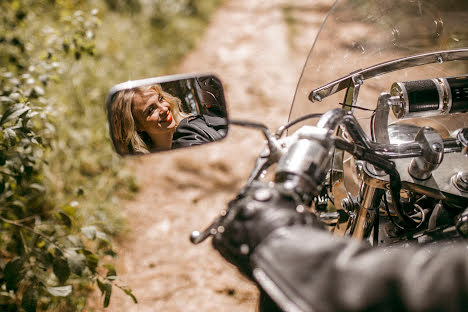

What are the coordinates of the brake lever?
(190, 210, 227, 244)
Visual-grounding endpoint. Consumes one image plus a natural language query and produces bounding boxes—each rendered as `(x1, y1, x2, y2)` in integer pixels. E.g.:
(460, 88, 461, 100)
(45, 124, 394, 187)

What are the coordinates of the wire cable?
(383, 191, 406, 230)
(275, 113, 323, 138)
(338, 102, 376, 112)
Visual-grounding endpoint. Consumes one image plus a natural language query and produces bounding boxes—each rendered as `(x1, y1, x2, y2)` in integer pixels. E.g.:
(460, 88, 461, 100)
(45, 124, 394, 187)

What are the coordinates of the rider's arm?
(252, 225, 468, 312)
(213, 182, 468, 312)
(172, 115, 226, 148)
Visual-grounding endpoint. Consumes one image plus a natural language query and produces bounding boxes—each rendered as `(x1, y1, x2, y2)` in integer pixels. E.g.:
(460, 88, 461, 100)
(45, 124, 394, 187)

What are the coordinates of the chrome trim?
(309, 49, 468, 102)
(441, 77, 453, 113)
(351, 74, 364, 108)
(400, 82, 410, 118)
(372, 93, 391, 143)
(105, 72, 219, 108)
(452, 172, 468, 193)
(352, 184, 380, 240)
(432, 78, 445, 114)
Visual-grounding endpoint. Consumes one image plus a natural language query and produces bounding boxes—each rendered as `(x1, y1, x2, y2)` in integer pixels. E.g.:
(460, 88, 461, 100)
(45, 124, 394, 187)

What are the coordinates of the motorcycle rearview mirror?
(106, 73, 229, 156)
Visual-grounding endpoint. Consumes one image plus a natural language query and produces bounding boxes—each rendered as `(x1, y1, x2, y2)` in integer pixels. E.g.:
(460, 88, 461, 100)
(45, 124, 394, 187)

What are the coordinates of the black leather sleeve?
(251, 226, 468, 312)
(172, 115, 227, 149)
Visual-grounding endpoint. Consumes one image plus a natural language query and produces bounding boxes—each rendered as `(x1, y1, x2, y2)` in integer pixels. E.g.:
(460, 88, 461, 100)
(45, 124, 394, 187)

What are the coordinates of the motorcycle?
(106, 0, 468, 309)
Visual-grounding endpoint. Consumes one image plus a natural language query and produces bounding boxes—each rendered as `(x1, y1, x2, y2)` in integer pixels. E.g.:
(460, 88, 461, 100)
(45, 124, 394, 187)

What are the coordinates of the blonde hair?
(110, 84, 188, 154)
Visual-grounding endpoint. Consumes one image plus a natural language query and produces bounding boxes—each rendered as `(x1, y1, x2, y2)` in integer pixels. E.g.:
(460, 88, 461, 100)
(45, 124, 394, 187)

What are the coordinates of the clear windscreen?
(289, 0, 468, 135)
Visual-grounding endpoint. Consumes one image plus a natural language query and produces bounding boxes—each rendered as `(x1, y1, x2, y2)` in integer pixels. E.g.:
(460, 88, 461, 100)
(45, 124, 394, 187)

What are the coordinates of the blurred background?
(0, 0, 334, 311)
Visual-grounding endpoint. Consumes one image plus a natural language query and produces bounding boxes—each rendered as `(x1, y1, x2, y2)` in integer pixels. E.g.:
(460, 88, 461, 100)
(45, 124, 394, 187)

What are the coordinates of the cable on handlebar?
(338, 102, 375, 112)
(334, 137, 420, 229)
(383, 191, 406, 230)
(275, 113, 323, 138)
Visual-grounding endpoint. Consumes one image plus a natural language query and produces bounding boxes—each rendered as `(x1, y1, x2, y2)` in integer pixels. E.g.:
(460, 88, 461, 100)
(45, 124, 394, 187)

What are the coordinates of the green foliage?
(0, 0, 223, 311)
(0, 1, 128, 311)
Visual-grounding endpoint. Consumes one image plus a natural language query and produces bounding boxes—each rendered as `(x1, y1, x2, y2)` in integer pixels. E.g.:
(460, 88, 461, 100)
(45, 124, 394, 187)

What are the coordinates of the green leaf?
(67, 235, 82, 247)
(56, 212, 72, 228)
(97, 279, 105, 293)
(0, 96, 14, 104)
(4, 258, 23, 291)
(33, 86, 44, 96)
(104, 249, 118, 257)
(47, 285, 72, 297)
(96, 279, 112, 307)
(104, 264, 116, 277)
(0, 104, 30, 125)
(83, 250, 99, 273)
(96, 230, 110, 244)
(3, 128, 17, 145)
(104, 283, 112, 307)
(21, 286, 38, 312)
(29, 183, 45, 193)
(52, 247, 63, 258)
(81, 225, 97, 240)
(76, 187, 84, 196)
(10, 200, 25, 210)
(53, 257, 70, 284)
(65, 250, 86, 276)
(0, 151, 5, 166)
(115, 284, 138, 304)
(123, 288, 138, 304)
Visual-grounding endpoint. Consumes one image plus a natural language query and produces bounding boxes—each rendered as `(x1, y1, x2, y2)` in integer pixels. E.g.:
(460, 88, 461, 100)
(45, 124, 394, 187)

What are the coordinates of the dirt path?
(101, 1, 334, 311)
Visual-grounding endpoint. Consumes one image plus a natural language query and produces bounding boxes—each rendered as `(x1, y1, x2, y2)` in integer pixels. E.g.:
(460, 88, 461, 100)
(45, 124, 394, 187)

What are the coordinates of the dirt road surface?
(99, 1, 334, 311)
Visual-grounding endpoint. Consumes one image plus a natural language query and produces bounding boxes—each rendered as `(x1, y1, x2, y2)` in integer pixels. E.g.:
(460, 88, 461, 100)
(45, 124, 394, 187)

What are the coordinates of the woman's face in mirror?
(131, 89, 177, 135)
(107, 75, 229, 155)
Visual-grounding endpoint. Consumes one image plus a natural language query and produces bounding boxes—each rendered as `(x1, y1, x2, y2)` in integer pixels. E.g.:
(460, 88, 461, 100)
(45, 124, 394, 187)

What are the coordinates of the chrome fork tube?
(352, 182, 383, 240)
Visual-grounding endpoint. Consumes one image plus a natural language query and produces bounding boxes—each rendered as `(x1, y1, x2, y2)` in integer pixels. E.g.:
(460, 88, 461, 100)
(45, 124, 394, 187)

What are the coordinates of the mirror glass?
(106, 74, 228, 155)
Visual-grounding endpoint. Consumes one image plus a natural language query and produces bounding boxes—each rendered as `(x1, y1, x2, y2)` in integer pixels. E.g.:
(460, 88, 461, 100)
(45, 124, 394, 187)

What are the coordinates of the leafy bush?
(1, 0, 223, 311)
(0, 2, 130, 311)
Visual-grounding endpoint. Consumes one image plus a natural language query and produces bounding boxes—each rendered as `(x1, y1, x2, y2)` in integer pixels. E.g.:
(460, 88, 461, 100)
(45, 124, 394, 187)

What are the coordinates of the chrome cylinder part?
(316, 108, 347, 130)
(458, 128, 468, 156)
(390, 75, 468, 119)
(452, 172, 468, 192)
(352, 183, 382, 240)
(275, 138, 332, 196)
(408, 127, 444, 180)
(372, 93, 391, 144)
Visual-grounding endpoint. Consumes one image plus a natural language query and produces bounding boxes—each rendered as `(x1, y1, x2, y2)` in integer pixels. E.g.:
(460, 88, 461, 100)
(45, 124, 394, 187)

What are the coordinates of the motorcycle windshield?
(289, 0, 468, 133)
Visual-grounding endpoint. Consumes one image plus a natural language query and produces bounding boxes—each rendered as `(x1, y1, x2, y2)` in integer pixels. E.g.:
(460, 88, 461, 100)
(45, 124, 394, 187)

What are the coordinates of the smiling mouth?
(163, 111, 173, 123)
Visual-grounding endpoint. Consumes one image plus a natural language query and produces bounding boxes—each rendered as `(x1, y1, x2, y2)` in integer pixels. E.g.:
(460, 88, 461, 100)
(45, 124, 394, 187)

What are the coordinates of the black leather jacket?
(251, 226, 468, 312)
(172, 114, 227, 149)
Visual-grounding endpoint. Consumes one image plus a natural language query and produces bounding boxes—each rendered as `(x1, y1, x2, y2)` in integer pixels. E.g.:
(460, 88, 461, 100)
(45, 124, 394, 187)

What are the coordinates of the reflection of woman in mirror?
(110, 85, 186, 154)
(110, 84, 227, 154)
